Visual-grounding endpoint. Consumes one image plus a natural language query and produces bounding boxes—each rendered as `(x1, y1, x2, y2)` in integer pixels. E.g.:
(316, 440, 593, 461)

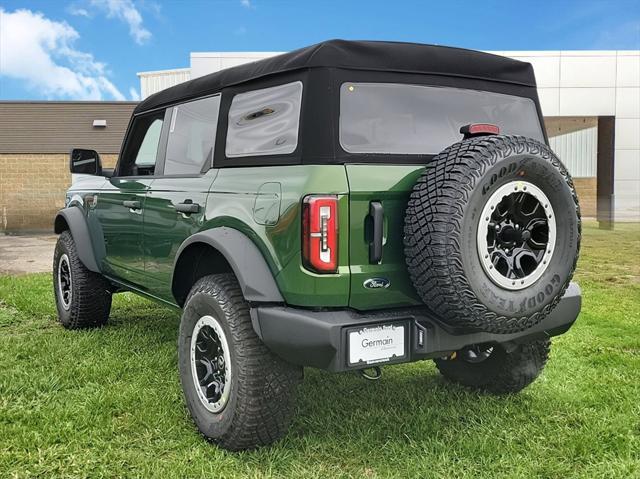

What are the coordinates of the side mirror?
(70, 148, 102, 175)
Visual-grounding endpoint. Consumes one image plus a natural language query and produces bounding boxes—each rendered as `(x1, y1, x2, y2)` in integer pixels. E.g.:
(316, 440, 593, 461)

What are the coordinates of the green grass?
(1, 221, 639, 478)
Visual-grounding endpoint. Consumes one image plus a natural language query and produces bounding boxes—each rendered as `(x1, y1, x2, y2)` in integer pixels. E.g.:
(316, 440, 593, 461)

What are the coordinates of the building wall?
(0, 101, 134, 232)
(0, 102, 137, 154)
(546, 117, 598, 178)
(573, 177, 597, 218)
(190, 52, 282, 79)
(545, 116, 598, 217)
(137, 68, 191, 100)
(0, 154, 118, 232)
(499, 51, 640, 220)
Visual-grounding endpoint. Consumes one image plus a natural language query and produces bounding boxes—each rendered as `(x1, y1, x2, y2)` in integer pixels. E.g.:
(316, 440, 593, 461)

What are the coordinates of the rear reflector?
(460, 123, 500, 138)
(302, 195, 338, 273)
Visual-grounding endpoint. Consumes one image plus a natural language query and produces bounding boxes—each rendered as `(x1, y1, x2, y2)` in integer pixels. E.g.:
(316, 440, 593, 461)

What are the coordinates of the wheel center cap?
(498, 225, 521, 244)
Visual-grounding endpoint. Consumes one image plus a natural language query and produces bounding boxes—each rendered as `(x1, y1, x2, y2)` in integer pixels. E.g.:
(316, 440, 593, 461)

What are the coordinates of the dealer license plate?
(348, 323, 406, 366)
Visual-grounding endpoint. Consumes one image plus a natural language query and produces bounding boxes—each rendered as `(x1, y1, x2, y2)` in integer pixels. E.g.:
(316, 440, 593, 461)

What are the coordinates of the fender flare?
(54, 207, 101, 273)
(173, 227, 284, 304)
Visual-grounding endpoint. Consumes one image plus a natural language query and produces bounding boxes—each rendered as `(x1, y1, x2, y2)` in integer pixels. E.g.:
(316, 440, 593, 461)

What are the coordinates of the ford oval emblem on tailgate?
(363, 278, 390, 289)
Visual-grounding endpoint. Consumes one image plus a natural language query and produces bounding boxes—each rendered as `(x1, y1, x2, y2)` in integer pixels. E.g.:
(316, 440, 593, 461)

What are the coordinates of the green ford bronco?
(53, 40, 581, 451)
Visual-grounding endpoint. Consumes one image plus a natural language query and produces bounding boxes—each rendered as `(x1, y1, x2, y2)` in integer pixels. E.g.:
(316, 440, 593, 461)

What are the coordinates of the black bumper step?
(251, 283, 581, 372)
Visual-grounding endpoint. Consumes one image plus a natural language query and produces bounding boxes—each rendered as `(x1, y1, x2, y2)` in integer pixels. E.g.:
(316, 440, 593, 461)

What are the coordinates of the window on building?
(226, 81, 303, 158)
(164, 95, 221, 175)
(119, 111, 165, 176)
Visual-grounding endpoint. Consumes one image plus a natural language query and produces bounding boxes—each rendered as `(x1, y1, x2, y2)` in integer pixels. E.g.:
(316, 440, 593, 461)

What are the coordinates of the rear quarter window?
(226, 81, 303, 158)
(340, 83, 544, 155)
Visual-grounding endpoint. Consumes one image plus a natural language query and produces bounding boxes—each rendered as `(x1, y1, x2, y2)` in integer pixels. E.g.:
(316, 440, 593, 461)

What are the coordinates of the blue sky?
(1, 0, 639, 101)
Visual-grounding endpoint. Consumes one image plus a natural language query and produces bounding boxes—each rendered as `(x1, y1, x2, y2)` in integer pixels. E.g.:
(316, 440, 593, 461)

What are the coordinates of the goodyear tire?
(53, 230, 112, 329)
(404, 135, 580, 333)
(178, 274, 301, 451)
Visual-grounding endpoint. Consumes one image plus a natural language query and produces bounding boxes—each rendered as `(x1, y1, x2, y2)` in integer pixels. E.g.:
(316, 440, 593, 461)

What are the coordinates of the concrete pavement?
(0, 234, 57, 275)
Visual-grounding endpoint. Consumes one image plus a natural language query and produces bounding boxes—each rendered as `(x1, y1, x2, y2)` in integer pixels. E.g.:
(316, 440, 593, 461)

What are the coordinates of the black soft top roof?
(135, 39, 536, 114)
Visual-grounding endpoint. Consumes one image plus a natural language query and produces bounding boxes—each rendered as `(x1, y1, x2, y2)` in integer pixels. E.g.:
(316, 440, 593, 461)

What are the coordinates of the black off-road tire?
(53, 230, 112, 329)
(434, 339, 551, 394)
(404, 135, 580, 334)
(178, 274, 301, 451)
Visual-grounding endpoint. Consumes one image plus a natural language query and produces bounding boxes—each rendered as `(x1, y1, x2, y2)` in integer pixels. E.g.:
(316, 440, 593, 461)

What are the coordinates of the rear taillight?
(302, 195, 338, 273)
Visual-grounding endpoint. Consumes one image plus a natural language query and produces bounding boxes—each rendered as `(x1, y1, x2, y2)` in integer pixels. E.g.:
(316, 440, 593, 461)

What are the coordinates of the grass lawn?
(1, 221, 639, 478)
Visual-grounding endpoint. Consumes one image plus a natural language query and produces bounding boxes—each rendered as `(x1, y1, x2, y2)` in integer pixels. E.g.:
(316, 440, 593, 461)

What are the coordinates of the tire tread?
(183, 274, 301, 451)
(404, 135, 581, 333)
(53, 230, 111, 329)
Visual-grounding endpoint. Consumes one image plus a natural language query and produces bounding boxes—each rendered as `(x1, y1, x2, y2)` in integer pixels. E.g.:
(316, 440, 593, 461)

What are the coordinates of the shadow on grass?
(100, 296, 544, 449)
(291, 366, 545, 445)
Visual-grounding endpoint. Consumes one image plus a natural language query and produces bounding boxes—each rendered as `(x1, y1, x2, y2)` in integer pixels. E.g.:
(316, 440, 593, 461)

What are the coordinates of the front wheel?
(53, 230, 112, 329)
(178, 274, 301, 451)
(434, 339, 551, 394)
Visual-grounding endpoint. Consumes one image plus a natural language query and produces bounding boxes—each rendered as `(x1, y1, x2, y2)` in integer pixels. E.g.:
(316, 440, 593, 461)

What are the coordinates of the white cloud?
(68, 6, 91, 17)
(89, 0, 151, 44)
(240, 0, 253, 9)
(0, 8, 125, 100)
(129, 87, 141, 101)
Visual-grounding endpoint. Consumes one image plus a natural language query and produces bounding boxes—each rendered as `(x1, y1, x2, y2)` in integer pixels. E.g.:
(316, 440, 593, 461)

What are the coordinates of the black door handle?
(175, 200, 200, 214)
(122, 200, 141, 210)
(369, 201, 384, 264)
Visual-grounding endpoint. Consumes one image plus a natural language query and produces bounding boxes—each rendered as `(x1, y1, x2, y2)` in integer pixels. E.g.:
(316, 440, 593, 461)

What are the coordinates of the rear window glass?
(165, 95, 221, 175)
(340, 83, 544, 155)
(226, 81, 303, 158)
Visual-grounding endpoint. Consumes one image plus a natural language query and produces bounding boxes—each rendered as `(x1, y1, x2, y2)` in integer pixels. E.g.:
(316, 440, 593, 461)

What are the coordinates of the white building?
(138, 49, 640, 221)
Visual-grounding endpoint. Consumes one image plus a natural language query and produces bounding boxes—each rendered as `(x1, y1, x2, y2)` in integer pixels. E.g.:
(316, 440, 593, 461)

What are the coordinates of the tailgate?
(346, 164, 425, 310)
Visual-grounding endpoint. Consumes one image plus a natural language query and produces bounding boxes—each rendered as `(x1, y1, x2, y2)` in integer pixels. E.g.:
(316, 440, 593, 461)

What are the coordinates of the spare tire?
(404, 135, 580, 334)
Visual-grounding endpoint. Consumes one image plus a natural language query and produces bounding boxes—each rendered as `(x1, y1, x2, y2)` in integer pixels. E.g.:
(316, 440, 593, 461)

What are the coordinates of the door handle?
(122, 200, 141, 210)
(369, 201, 384, 264)
(175, 200, 200, 214)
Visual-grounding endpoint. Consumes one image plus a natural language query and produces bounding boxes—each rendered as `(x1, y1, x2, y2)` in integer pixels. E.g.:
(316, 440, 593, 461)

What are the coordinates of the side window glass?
(135, 119, 163, 167)
(164, 95, 221, 175)
(226, 81, 302, 158)
(119, 111, 165, 176)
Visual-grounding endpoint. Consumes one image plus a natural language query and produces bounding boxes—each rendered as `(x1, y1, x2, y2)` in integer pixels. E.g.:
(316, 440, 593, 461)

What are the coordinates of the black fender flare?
(54, 207, 101, 273)
(172, 227, 284, 304)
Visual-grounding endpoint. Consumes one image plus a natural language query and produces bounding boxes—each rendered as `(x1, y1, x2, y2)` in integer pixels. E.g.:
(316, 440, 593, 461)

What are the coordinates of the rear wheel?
(178, 274, 301, 451)
(434, 339, 551, 394)
(53, 231, 112, 329)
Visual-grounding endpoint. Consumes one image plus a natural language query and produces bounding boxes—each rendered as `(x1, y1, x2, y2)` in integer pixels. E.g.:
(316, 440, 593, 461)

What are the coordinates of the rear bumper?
(251, 282, 581, 372)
